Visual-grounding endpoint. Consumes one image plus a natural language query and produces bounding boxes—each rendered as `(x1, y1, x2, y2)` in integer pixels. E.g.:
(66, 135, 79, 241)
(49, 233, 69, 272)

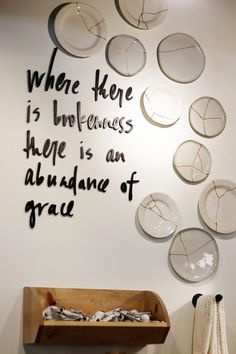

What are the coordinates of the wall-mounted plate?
(199, 180, 236, 234)
(138, 193, 180, 239)
(189, 96, 226, 137)
(169, 228, 219, 282)
(143, 87, 182, 126)
(115, 0, 168, 30)
(106, 35, 146, 76)
(173, 140, 211, 183)
(157, 33, 205, 83)
(54, 2, 107, 57)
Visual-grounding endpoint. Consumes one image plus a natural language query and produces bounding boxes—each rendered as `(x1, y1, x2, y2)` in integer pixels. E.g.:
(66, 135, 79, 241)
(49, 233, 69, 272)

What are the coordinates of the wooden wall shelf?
(23, 287, 170, 345)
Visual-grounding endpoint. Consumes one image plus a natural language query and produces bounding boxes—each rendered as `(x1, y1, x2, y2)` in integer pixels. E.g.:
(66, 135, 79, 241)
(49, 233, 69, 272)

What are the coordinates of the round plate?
(143, 87, 182, 126)
(157, 33, 205, 83)
(138, 193, 180, 238)
(169, 228, 219, 282)
(115, 0, 168, 30)
(106, 35, 146, 76)
(173, 140, 211, 183)
(189, 96, 227, 137)
(54, 2, 107, 57)
(199, 180, 236, 234)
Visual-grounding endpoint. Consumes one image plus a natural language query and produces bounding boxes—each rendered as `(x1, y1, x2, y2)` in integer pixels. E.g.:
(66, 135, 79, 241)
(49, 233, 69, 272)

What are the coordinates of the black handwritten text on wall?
(24, 47, 140, 228)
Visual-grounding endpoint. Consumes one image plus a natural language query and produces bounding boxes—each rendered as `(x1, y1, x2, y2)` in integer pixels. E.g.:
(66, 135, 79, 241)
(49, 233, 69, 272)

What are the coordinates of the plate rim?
(173, 139, 212, 183)
(198, 179, 236, 234)
(106, 34, 147, 77)
(143, 86, 182, 126)
(116, 0, 168, 30)
(168, 227, 219, 282)
(189, 96, 227, 138)
(54, 2, 107, 58)
(157, 32, 206, 84)
(138, 192, 180, 239)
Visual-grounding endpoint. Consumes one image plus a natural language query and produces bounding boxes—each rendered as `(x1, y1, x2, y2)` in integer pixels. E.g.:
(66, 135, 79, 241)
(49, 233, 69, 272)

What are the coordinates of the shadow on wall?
(147, 301, 194, 354)
(0, 292, 23, 354)
(224, 326, 236, 354)
(47, 3, 76, 58)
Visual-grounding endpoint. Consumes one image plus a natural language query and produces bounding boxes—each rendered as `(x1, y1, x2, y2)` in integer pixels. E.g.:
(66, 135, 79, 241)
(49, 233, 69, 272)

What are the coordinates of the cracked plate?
(189, 96, 227, 138)
(106, 35, 146, 76)
(138, 193, 180, 238)
(199, 180, 236, 234)
(54, 2, 107, 57)
(173, 140, 211, 183)
(115, 0, 168, 30)
(157, 33, 205, 83)
(169, 228, 219, 282)
(143, 87, 182, 126)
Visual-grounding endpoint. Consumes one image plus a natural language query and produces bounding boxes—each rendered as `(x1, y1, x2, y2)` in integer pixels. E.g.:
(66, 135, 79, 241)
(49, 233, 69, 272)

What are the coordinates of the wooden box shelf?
(23, 287, 170, 345)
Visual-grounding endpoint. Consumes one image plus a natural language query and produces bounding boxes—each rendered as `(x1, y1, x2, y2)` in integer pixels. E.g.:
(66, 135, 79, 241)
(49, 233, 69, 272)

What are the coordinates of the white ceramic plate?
(199, 180, 236, 234)
(169, 228, 219, 282)
(138, 193, 180, 238)
(54, 2, 107, 57)
(143, 87, 182, 126)
(173, 140, 211, 183)
(106, 35, 146, 76)
(116, 0, 168, 29)
(157, 33, 205, 83)
(189, 96, 227, 137)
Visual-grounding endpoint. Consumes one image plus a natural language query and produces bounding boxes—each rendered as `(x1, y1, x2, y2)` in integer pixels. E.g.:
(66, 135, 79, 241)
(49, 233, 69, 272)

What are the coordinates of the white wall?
(0, 0, 236, 353)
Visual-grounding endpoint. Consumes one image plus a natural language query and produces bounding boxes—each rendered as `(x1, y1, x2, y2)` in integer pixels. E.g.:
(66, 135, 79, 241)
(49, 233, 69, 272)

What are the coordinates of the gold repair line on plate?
(175, 143, 209, 182)
(169, 253, 190, 280)
(159, 45, 196, 54)
(179, 231, 190, 280)
(173, 232, 215, 280)
(148, 194, 163, 218)
(179, 231, 188, 256)
(150, 194, 177, 227)
(124, 39, 139, 76)
(110, 43, 146, 55)
(190, 98, 224, 137)
(202, 97, 214, 135)
(189, 239, 215, 256)
(191, 143, 204, 181)
(212, 181, 236, 232)
(110, 39, 144, 76)
(175, 164, 209, 177)
(144, 92, 177, 122)
(171, 235, 214, 258)
(169, 252, 188, 256)
(141, 196, 177, 227)
(137, 0, 148, 29)
(136, 0, 168, 29)
(191, 106, 223, 121)
(76, 7, 106, 41)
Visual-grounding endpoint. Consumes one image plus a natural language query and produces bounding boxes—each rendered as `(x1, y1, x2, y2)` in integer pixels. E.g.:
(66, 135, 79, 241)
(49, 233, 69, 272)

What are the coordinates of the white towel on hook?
(192, 295, 229, 354)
